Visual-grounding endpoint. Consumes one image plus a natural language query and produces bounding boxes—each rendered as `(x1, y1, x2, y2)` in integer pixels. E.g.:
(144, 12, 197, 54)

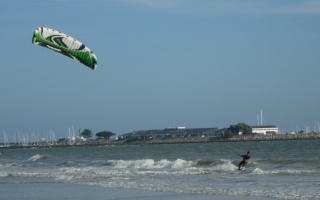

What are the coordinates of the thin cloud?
(277, 0, 320, 14)
(118, 0, 320, 15)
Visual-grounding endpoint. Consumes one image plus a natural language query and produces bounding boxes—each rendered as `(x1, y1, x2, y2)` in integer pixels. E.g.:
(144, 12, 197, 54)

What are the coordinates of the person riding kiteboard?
(238, 151, 250, 170)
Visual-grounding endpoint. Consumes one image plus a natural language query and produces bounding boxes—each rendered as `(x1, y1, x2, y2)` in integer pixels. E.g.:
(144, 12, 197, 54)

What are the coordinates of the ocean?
(0, 140, 319, 199)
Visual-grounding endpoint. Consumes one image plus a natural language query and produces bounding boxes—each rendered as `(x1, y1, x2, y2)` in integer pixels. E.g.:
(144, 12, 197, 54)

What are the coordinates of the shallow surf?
(1, 140, 319, 199)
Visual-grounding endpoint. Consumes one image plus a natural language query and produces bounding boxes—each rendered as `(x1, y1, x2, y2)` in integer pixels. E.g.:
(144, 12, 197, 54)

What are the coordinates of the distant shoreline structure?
(1, 133, 319, 150)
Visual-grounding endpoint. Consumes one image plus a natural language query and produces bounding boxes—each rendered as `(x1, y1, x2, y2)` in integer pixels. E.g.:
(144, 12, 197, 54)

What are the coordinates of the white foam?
(0, 163, 22, 168)
(0, 172, 10, 177)
(269, 169, 318, 175)
(111, 159, 193, 169)
(28, 154, 46, 161)
(250, 168, 264, 175)
(171, 159, 193, 169)
(210, 160, 237, 172)
(249, 168, 320, 176)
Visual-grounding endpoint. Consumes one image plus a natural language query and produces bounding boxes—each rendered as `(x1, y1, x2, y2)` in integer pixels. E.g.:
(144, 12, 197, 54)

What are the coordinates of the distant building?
(251, 125, 278, 135)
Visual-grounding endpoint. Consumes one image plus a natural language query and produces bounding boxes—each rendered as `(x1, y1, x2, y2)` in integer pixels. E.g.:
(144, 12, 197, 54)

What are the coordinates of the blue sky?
(1, 0, 320, 141)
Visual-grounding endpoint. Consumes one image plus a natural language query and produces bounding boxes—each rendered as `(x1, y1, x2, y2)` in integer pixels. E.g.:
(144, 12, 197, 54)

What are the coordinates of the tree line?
(80, 129, 116, 140)
(223, 123, 252, 138)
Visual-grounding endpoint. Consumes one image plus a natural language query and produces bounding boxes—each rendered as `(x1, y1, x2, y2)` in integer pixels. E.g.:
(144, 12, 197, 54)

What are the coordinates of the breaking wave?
(28, 154, 48, 161)
(250, 168, 320, 175)
(109, 158, 194, 169)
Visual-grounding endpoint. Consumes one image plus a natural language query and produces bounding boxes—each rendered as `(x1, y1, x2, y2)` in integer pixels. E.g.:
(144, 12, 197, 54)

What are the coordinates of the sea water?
(0, 140, 319, 199)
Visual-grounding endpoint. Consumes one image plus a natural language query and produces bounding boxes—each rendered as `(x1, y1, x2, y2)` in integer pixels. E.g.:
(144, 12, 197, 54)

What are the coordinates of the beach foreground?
(0, 181, 276, 200)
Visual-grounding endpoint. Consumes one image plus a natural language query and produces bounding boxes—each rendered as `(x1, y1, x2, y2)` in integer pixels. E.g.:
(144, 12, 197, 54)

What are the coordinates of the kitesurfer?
(238, 151, 250, 170)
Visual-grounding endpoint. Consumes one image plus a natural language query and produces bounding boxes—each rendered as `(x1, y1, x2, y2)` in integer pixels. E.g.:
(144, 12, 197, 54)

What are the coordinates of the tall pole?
(260, 109, 263, 126)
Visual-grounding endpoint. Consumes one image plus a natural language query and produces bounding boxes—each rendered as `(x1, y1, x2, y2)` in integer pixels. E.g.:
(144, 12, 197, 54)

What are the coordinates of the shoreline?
(1, 133, 319, 150)
(0, 181, 277, 200)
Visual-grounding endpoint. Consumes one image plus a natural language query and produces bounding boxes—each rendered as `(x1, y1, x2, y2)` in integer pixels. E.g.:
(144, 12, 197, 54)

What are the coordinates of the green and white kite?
(32, 27, 97, 70)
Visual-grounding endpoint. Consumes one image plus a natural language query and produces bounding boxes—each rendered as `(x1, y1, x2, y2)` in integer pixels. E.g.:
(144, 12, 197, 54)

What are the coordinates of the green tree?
(223, 129, 234, 138)
(236, 123, 252, 135)
(229, 123, 252, 135)
(96, 131, 116, 140)
(80, 129, 92, 139)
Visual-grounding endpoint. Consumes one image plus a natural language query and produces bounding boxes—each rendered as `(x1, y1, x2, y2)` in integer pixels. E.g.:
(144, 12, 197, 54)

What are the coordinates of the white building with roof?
(251, 125, 278, 135)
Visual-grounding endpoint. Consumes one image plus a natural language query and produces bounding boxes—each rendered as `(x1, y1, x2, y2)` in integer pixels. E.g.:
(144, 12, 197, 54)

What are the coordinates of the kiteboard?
(238, 167, 245, 171)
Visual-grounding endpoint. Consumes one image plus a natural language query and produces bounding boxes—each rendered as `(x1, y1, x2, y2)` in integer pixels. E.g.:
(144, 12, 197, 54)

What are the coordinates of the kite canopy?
(32, 27, 97, 70)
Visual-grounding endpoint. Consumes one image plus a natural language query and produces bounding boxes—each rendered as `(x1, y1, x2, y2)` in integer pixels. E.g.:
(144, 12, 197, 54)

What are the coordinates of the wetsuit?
(238, 154, 250, 170)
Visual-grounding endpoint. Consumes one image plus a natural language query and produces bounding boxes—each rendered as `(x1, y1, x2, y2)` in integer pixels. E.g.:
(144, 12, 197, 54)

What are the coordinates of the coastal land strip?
(1, 133, 320, 150)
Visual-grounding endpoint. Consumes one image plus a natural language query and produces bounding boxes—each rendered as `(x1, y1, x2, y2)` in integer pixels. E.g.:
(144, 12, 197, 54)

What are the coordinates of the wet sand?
(0, 181, 278, 200)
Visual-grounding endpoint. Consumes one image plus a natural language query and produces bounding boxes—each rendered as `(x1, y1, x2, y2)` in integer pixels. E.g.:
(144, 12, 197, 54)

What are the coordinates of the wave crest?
(110, 159, 194, 169)
(28, 154, 47, 161)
